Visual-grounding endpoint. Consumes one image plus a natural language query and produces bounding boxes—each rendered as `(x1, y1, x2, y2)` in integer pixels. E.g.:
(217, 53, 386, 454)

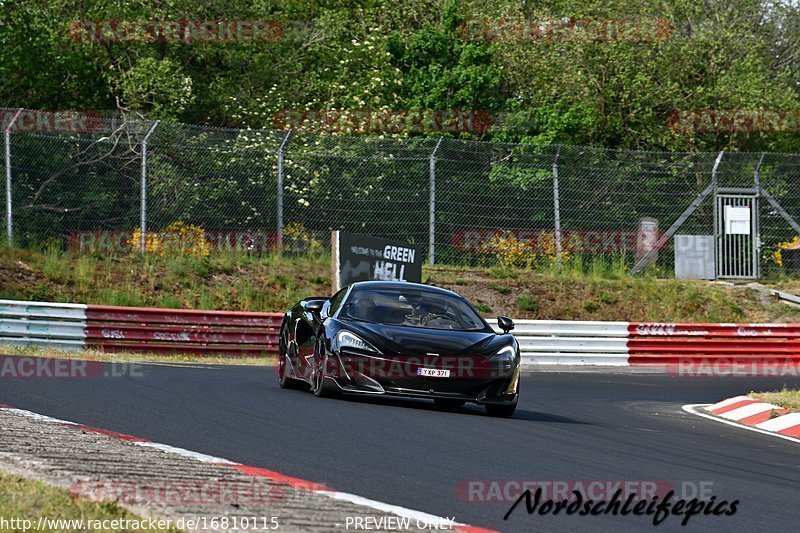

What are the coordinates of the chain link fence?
(3, 107, 800, 276)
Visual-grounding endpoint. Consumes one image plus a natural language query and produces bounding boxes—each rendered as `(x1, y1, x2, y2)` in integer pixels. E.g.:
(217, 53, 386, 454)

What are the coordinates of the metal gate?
(715, 191, 759, 279)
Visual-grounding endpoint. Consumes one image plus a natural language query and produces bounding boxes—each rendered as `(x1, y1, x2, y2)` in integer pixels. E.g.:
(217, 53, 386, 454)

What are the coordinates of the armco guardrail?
(500, 320, 800, 367)
(0, 299, 87, 350)
(493, 320, 630, 366)
(86, 305, 281, 356)
(0, 299, 281, 356)
(3, 299, 800, 365)
(86, 305, 283, 355)
(627, 322, 800, 364)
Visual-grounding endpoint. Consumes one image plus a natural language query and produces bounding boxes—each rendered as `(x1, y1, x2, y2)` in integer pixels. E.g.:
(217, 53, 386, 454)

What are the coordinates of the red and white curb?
(682, 395, 800, 444)
(0, 404, 496, 533)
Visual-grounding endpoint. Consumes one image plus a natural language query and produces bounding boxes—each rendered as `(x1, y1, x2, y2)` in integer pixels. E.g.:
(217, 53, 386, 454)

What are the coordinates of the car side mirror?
(305, 300, 325, 315)
(497, 316, 514, 334)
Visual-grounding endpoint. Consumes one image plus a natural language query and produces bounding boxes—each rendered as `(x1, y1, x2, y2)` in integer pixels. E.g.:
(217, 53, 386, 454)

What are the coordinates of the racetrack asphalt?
(1, 356, 799, 533)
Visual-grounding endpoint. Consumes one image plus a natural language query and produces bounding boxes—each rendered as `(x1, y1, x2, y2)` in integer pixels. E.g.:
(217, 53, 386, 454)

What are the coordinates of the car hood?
(343, 321, 496, 355)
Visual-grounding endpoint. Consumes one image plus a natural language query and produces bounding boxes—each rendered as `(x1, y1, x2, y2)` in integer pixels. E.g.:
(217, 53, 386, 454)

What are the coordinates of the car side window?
(327, 288, 348, 316)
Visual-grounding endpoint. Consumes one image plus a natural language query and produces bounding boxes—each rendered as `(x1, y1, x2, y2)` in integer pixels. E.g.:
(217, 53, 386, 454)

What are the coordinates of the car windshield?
(342, 288, 487, 331)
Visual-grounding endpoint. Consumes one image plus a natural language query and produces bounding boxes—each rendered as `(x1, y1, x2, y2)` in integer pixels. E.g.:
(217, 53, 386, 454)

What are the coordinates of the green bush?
(488, 282, 511, 294)
(474, 301, 492, 314)
(516, 294, 537, 312)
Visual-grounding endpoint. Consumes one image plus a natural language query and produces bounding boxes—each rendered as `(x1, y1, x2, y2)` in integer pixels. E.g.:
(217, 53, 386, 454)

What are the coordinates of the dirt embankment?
(2, 248, 800, 323)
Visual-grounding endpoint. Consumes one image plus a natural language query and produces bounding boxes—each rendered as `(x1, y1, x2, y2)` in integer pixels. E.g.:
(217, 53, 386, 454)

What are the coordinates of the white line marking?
(3, 408, 78, 425)
(682, 404, 800, 445)
(0, 405, 494, 532)
(131, 442, 239, 464)
(136, 362, 216, 369)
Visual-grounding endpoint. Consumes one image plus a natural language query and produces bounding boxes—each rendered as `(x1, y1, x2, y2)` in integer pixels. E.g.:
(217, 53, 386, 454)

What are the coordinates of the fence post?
(753, 153, 765, 279)
(277, 130, 292, 254)
(140, 120, 160, 253)
(711, 150, 724, 279)
(552, 146, 562, 269)
(429, 138, 443, 265)
(4, 108, 22, 247)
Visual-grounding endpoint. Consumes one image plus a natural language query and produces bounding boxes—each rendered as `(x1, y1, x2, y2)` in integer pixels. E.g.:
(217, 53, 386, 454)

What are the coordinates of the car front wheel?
(485, 381, 519, 418)
(312, 339, 339, 398)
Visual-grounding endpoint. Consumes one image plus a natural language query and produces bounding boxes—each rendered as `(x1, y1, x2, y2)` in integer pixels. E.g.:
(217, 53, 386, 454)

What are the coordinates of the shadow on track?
(278, 387, 588, 424)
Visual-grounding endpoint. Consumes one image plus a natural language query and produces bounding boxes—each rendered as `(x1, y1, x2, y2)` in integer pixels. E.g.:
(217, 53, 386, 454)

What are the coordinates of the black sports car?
(278, 281, 520, 417)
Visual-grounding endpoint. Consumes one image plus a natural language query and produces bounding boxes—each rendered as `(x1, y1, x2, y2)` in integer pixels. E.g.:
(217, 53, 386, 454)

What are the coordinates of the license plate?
(418, 368, 450, 378)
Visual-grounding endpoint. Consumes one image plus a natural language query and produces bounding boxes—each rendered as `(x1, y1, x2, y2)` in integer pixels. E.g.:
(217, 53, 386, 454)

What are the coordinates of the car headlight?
(494, 345, 518, 385)
(493, 345, 516, 359)
(337, 331, 378, 353)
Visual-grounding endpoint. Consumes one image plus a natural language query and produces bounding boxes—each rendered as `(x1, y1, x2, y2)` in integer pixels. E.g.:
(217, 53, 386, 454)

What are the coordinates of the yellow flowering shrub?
(481, 230, 571, 270)
(481, 231, 529, 269)
(538, 230, 574, 263)
(283, 222, 322, 253)
(771, 235, 800, 267)
(131, 222, 210, 256)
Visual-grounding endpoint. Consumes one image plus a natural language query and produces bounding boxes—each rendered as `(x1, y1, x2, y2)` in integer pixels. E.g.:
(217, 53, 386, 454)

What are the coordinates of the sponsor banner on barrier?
(631, 323, 712, 337)
(87, 324, 274, 344)
(628, 321, 800, 374)
(631, 322, 800, 337)
(68, 230, 277, 253)
(332, 231, 423, 291)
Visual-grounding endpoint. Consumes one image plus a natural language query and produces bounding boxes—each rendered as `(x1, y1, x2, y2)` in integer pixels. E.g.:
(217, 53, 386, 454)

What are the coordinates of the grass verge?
(2, 346, 274, 366)
(0, 471, 179, 532)
(427, 262, 800, 322)
(0, 247, 331, 312)
(751, 388, 800, 413)
(4, 246, 800, 322)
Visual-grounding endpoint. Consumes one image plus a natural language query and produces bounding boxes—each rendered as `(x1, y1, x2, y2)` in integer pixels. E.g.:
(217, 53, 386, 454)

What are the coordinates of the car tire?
(485, 382, 519, 418)
(278, 326, 304, 390)
(434, 399, 465, 410)
(485, 400, 517, 418)
(279, 351, 305, 390)
(312, 340, 339, 398)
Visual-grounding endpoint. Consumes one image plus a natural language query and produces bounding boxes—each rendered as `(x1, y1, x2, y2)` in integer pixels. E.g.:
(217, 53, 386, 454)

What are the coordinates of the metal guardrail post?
(4, 108, 23, 247)
(552, 146, 562, 269)
(429, 138, 443, 265)
(277, 130, 292, 254)
(140, 120, 160, 253)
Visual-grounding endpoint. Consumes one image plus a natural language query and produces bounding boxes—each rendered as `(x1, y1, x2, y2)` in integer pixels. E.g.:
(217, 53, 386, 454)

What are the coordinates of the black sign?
(333, 232, 422, 290)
